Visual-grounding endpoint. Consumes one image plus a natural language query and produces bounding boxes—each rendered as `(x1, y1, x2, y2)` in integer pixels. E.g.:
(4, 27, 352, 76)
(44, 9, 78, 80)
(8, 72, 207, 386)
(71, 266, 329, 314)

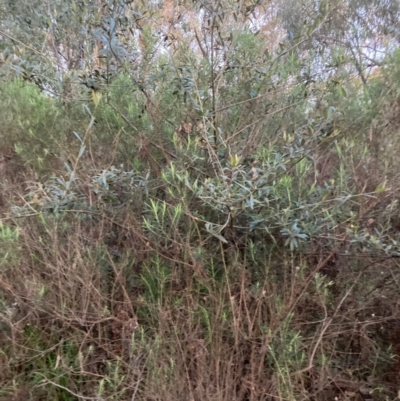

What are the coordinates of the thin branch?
(0, 29, 64, 70)
(194, 28, 208, 59)
(36, 373, 106, 401)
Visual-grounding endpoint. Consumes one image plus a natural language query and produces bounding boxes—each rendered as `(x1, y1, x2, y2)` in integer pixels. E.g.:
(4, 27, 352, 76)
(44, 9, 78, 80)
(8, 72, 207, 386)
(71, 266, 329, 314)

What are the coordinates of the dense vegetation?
(1, 1, 400, 400)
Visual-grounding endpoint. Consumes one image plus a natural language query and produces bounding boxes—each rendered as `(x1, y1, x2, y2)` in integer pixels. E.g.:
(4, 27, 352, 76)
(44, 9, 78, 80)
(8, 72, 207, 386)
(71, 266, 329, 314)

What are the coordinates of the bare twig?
(36, 374, 106, 401)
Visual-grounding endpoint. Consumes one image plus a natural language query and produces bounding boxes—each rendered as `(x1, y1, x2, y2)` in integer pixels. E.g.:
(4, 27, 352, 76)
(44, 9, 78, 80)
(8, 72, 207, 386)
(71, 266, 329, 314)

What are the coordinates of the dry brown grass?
(1, 124, 400, 401)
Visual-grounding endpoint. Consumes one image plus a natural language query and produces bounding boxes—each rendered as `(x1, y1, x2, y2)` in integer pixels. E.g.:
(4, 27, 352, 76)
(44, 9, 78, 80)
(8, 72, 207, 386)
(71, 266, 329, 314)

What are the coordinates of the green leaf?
(374, 182, 387, 193)
(214, 234, 228, 243)
(72, 131, 83, 143)
(78, 145, 86, 159)
(92, 91, 102, 108)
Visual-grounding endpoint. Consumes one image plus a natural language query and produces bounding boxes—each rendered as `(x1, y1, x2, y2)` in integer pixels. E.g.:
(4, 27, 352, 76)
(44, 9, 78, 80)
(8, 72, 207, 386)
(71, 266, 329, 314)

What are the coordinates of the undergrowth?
(1, 31, 400, 401)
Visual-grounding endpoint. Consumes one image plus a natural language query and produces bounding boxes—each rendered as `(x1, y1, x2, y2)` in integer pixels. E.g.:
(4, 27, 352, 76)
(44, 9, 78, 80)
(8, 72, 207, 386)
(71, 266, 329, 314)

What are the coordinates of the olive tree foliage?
(278, 0, 400, 84)
(0, 0, 398, 253)
(1, 0, 86, 90)
(2, 0, 400, 253)
(0, 0, 142, 94)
